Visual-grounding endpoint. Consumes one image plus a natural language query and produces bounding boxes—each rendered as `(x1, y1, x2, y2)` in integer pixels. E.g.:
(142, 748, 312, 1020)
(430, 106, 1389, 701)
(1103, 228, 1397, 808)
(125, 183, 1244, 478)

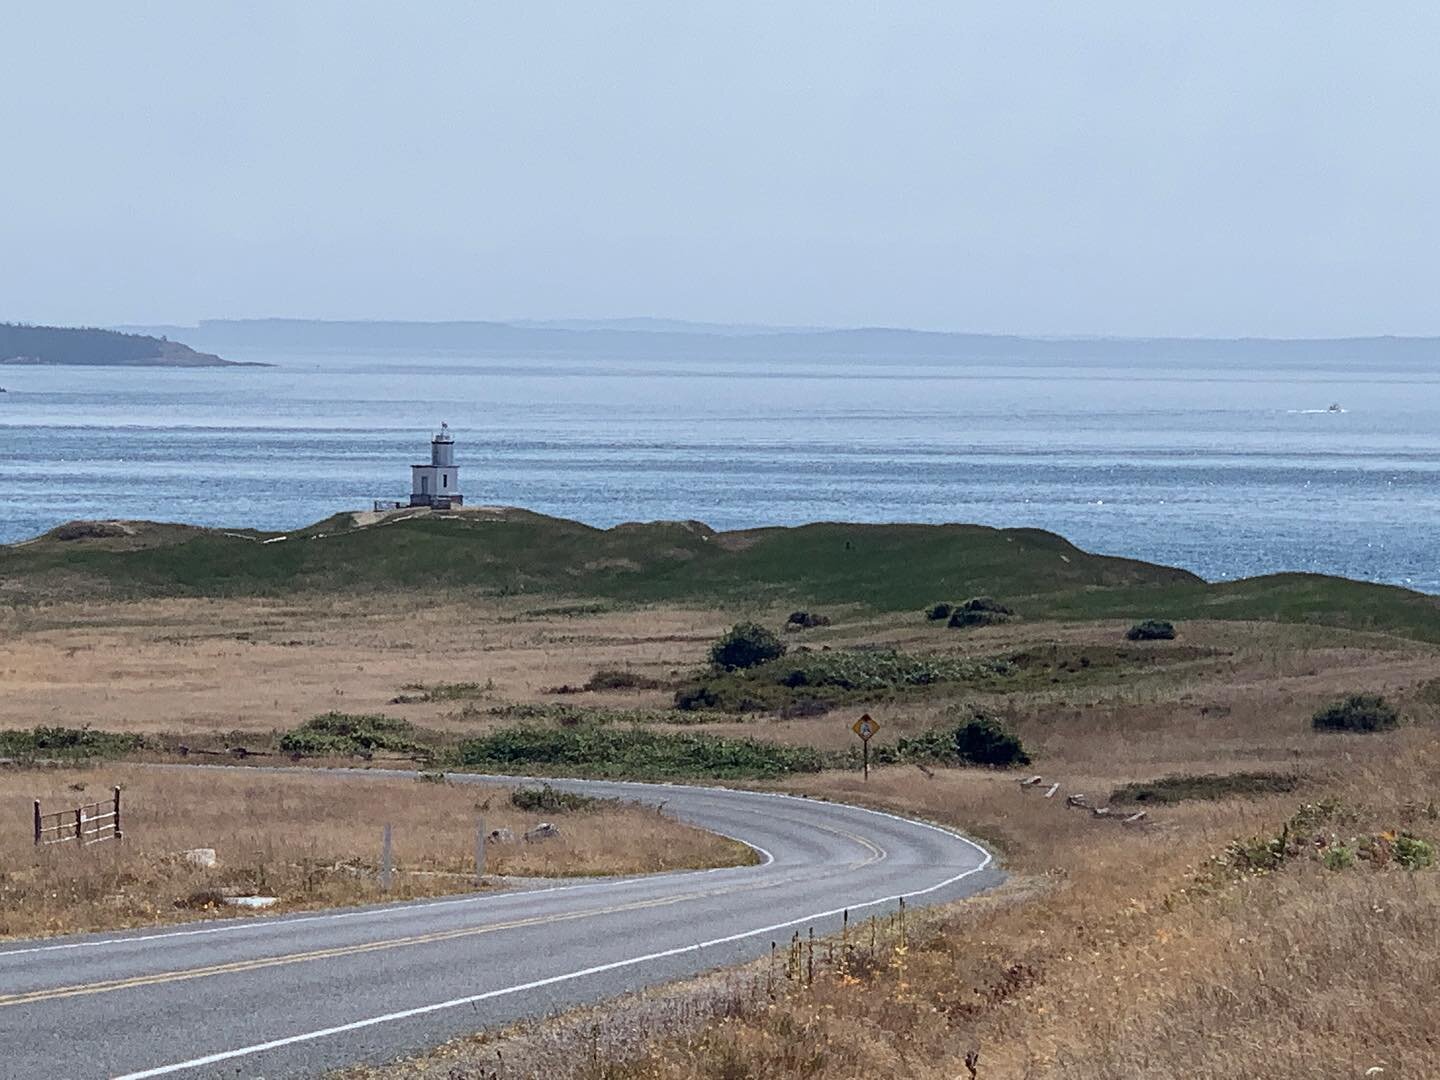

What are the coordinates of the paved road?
(1, 772, 1000, 1079)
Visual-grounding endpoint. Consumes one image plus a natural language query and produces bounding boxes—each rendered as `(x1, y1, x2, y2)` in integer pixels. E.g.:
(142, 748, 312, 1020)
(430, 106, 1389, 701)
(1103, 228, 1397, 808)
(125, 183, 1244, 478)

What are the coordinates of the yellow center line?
(2, 817, 887, 1011)
(0, 883, 736, 1010)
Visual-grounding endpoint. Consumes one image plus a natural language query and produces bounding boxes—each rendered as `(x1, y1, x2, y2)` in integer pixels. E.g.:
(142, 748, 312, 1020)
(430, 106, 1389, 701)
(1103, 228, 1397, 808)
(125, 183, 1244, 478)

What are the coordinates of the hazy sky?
(4, 4, 1439, 337)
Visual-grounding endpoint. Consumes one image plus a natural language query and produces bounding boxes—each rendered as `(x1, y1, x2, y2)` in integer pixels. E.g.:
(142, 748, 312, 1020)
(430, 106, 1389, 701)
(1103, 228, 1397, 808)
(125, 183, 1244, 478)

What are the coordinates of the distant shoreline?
(0, 355, 268, 368)
(111, 317, 1440, 368)
(0, 322, 265, 368)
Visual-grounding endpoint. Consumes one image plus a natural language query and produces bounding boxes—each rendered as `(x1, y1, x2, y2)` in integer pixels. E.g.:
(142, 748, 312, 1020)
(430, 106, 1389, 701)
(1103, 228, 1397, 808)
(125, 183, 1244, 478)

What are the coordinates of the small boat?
(1327, 403, 1342, 413)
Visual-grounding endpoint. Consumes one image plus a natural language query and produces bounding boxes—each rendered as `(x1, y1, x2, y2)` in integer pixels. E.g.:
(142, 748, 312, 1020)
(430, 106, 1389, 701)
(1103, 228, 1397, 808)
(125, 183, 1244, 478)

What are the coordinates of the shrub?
(953, 714, 1030, 767)
(1311, 694, 1401, 733)
(51, 521, 129, 541)
(485, 702, 730, 726)
(456, 727, 824, 780)
(584, 669, 663, 691)
(675, 649, 1014, 713)
(895, 713, 1030, 768)
(785, 611, 831, 630)
(279, 712, 423, 756)
(509, 784, 601, 813)
(1322, 845, 1355, 871)
(1225, 834, 1288, 873)
(708, 622, 786, 671)
(1126, 619, 1176, 641)
(393, 681, 492, 703)
(775, 650, 1008, 692)
(674, 684, 723, 711)
(0, 726, 148, 760)
(1394, 834, 1434, 870)
(947, 597, 1015, 629)
(925, 602, 954, 621)
(949, 609, 1001, 629)
(894, 726, 962, 762)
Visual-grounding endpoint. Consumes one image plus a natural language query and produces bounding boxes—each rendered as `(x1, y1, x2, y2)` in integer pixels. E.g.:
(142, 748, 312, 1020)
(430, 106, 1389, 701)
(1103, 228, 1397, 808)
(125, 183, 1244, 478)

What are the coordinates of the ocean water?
(3, 344, 1440, 590)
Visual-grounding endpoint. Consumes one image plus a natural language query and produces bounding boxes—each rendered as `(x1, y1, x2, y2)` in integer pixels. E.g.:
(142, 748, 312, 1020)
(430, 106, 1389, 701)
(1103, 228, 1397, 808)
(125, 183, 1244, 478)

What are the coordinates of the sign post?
(852, 713, 881, 780)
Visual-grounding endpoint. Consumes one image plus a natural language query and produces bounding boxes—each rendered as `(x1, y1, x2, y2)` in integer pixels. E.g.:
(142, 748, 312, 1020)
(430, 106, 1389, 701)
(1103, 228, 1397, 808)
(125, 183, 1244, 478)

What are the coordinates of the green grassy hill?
(6, 507, 1440, 642)
(1, 509, 1193, 605)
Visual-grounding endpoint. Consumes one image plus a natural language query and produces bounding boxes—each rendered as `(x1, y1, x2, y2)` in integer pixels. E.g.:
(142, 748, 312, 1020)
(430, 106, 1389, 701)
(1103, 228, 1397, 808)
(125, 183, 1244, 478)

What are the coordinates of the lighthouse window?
(442, 473, 448, 487)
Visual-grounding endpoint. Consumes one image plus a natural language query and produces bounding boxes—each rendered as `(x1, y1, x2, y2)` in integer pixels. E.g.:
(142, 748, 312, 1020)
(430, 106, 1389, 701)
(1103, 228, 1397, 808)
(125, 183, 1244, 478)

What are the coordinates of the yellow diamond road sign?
(852, 714, 880, 740)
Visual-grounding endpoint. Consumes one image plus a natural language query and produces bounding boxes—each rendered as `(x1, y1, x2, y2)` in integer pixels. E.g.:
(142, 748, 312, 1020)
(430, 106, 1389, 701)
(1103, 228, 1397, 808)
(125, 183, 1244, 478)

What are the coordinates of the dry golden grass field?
(0, 765, 752, 941)
(0, 596, 721, 736)
(4, 594, 1440, 1078)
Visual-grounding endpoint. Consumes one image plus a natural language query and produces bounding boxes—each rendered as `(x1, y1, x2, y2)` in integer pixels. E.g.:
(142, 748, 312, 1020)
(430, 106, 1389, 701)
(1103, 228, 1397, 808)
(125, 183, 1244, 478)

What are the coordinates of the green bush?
(0, 726, 148, 760)
(1322, 845, 1355, 871)
(947, 597, 1015, 629)
(1126, 619, 1176, 641)
(785, 611, 831, 629)
(50, 521, 129, 541)
(1394, 834, 1434, 870)
(953, 714, 1030, 767)
(456, 726, 824, 780)
(775, 650, 1006, 691)
(509, 784, 601, 813)
(895, 713, 1030, 768)
(486, 702, 731, 726)
(925, 601, 954, 621)
(279, 712, 423, 757)
(584, 669, 663, 691)
(674, 684, 724, 711)
(894, 726, 962, 762)
(1226, 834, 1288, 873)
(675, 648, 1014, 713)
(273, 730, 349, 757)
(708, 622, 787, 670)
(1311, 694, 1401, 733)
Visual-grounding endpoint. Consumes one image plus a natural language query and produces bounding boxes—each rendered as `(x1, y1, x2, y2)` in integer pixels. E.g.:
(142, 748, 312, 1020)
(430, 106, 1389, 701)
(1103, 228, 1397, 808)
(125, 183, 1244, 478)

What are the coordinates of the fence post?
(33, 800, 41, 846)
(380, 823, 393, 892)
(113, 787, 122, 842)
(75, 806, 84, 846)
(475, 816, 486, 885)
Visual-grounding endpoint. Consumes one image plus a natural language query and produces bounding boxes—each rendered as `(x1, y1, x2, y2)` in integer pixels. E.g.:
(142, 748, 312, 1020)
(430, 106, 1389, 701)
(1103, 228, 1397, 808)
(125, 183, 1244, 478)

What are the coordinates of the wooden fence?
(34, 787, 123, 847)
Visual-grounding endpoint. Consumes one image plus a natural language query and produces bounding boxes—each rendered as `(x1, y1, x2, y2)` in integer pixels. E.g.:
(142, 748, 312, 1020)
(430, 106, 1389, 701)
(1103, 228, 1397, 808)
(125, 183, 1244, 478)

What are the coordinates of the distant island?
(0, 322, 260, 367)
(114, 317, 1440, 370)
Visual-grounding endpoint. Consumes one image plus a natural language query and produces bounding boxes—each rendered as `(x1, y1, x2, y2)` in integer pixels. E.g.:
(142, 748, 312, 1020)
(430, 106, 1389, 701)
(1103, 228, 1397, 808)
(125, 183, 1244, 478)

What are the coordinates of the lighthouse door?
(420, 475, 430, 495)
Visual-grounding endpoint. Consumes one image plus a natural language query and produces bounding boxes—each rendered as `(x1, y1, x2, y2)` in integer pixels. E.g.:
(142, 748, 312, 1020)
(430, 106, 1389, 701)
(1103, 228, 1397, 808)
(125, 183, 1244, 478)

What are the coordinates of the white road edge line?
(113, 836, 991, 1079)
(0, 822, 775, 961)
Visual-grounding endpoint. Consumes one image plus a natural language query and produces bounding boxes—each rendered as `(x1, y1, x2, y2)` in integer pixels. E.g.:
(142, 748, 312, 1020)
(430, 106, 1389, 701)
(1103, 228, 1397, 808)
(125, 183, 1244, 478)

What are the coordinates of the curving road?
(0, 772, 1000, 1079)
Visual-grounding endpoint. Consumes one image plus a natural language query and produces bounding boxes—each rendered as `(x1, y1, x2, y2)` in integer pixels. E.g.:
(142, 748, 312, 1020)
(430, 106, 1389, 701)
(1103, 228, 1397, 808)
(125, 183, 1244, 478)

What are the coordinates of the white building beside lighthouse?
(410, 423, 463, 508)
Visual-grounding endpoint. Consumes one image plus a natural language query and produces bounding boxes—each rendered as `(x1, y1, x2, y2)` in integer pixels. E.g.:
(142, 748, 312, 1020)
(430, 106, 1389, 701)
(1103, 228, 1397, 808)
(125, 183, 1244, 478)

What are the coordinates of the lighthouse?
(410, 423, 463, 508)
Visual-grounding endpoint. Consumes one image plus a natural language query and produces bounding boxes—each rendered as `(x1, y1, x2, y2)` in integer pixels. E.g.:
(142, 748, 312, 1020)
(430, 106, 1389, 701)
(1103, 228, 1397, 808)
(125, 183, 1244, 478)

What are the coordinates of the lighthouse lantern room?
(410, 423, 463, 508)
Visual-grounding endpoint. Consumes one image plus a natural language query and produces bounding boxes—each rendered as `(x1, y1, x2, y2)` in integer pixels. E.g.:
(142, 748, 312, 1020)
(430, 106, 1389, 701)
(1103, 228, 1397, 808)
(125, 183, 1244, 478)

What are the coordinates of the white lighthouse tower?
(410, 423, 463, 508)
